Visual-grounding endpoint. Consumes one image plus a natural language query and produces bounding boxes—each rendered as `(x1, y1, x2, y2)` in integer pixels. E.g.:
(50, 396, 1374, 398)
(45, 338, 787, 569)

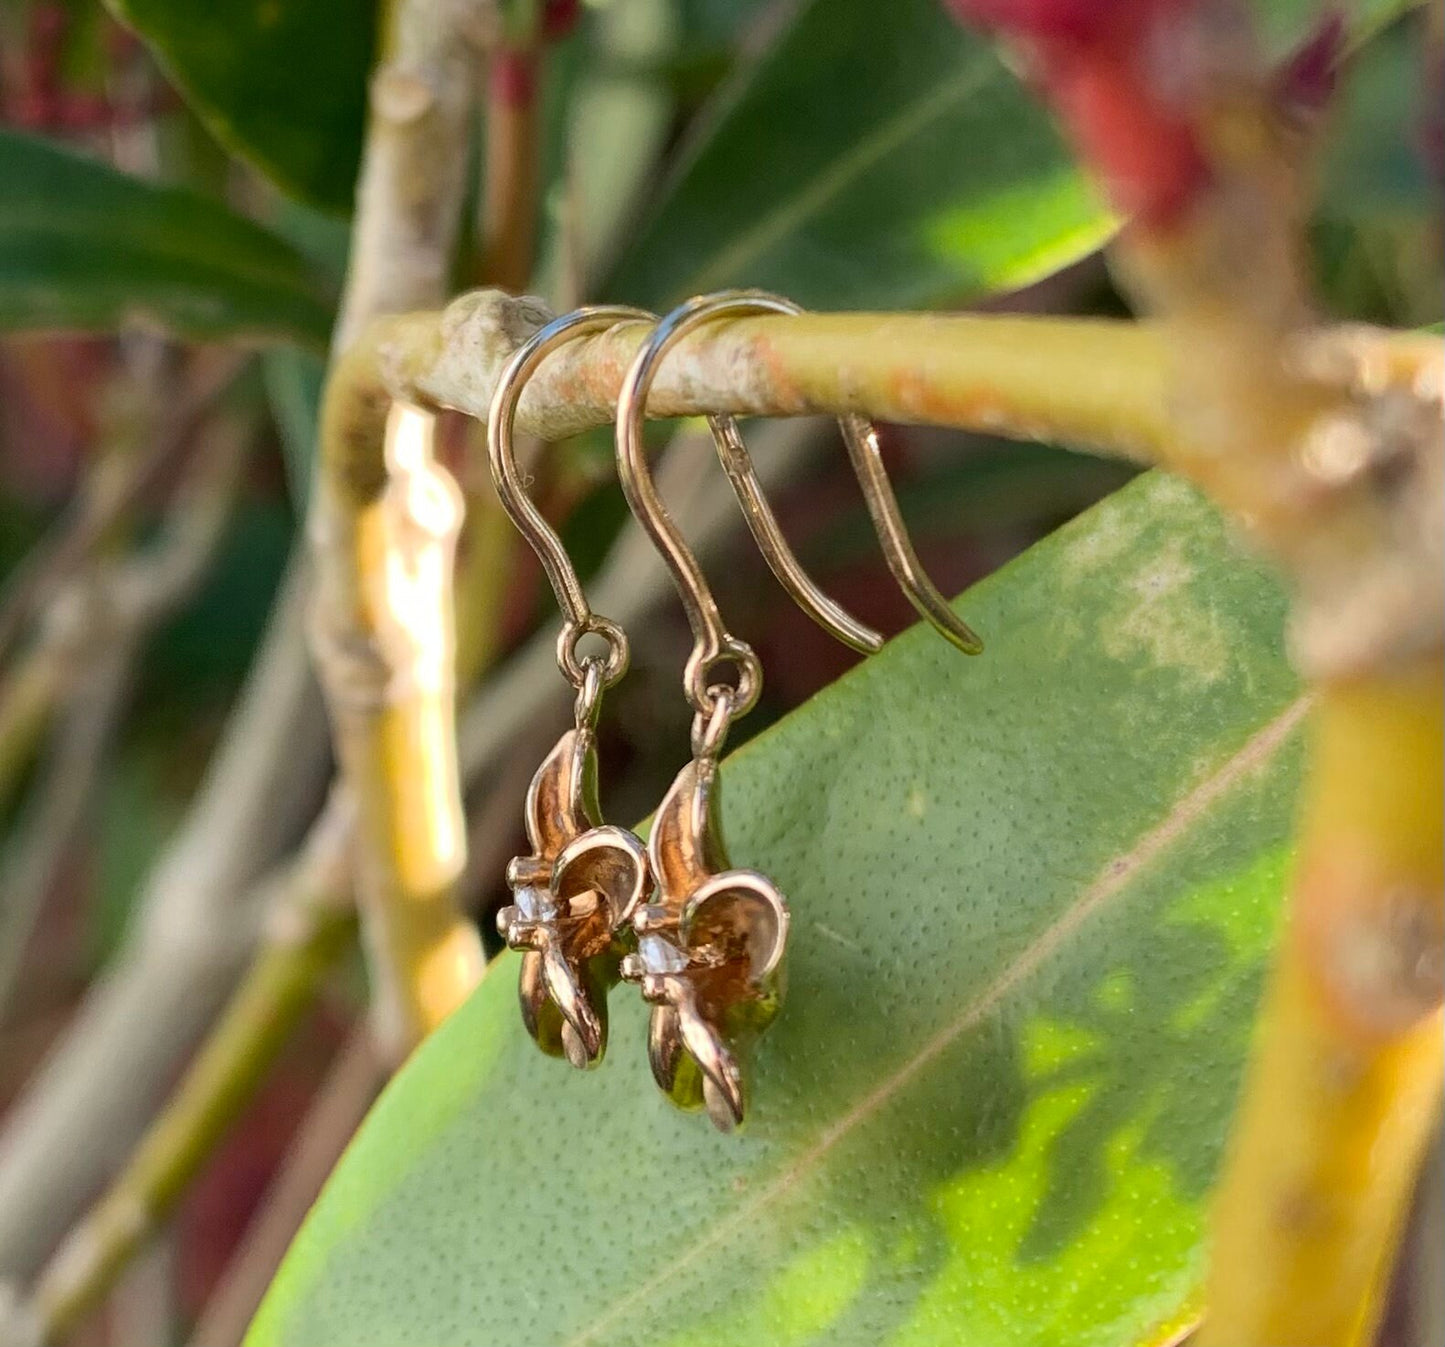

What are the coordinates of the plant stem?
(0, 648, 132, 1022)
(314, 402, 480, 1058)
(453, 474, 521, 690)
(27, 816, 357, 1345)
(0, 407, 254, 1016)
(0, 646, 61, 819)
(1200, 658, 1443, 1346)
(19, 0, 504, 1315)
(0, 350, 245, 671)
(309, 0, 493, 1063)
(185, 1032, 384, 1347)
(337, 294, 1177, 465)
(332, 286, 1437, 483)
(331, 0, 488, 355)
(22, 443, 532, 1343)
(478, 48, 543, 292)
(0, 556, 328, 1286)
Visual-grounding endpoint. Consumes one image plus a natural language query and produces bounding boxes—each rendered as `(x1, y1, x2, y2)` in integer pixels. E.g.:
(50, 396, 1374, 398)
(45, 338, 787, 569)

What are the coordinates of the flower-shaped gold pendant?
(621, 754, 789, 1130)
(498, 726, 649, 1068)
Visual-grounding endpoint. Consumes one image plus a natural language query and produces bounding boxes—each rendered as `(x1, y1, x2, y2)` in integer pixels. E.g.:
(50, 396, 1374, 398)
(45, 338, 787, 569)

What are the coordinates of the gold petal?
(647, 756, 729, 908)
(521, 727, 598, 861)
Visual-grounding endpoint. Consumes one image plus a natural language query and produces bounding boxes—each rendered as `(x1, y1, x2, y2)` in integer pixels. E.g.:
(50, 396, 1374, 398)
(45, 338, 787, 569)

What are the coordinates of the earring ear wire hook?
(617, 292, 900, 717)
(717, 289, 982, 655)
(836, 412, 983, 655)
(488, 305, 654, 687)
(617, 290, 982, 674)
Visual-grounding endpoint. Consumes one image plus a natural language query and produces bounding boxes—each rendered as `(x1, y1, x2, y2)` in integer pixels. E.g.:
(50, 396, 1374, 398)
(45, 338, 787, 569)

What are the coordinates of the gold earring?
(613, 290, 983, 1128)
(488, 305, 656, 1069)
(610, 297, 827, 1132)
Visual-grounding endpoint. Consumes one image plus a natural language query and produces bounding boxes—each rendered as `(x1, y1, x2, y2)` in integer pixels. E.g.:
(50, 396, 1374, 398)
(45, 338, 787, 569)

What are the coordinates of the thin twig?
(0, 555, 330, 1285)
(0, 645, 60, 820)
(108, 1230, 177, 1347)
(331, 0, 495, 355)
(478, 47, 543, 292)
(14, 14, 513, 1288)
(350, 294, 1179, 456)
(0, 649, 132, 1023)
(24, 799, 356, 1345)
(0, 350, 246, 671)
(0, 411, 255, 1020)
(0, 369, 315, 1294)
(0, 0, 493, 1297)
(184, 1031, 383, 1347)
(179, 709, 541, 1347)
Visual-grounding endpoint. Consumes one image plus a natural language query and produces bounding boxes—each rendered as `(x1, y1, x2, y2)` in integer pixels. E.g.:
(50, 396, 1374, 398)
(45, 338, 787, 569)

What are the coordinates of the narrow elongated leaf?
(249, 473, 1304, 1347)
(603, 0, 1412, 313)
(0, 130, 334, 346)
(107, 0, 375, 212)
(604, 0, 1113, 310)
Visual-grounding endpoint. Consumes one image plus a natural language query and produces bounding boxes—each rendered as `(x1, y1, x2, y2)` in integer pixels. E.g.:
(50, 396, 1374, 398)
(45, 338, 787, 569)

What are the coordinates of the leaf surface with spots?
(248, 473, 1304, 1347)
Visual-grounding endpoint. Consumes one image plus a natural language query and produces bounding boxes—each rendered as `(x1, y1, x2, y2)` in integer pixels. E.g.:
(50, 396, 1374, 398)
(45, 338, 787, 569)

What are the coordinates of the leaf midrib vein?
(561, 691, 1312, 1347)
(0, 219, 324, 297)
(676, 53, 997, 298)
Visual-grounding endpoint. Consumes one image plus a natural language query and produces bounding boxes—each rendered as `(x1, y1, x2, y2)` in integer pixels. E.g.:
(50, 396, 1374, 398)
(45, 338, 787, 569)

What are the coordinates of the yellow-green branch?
(308, 0, 493, 1063)
(1201, 658, 1443, 1347)
(27, 820, 355, 1345)
(344, 292, 1176, 456)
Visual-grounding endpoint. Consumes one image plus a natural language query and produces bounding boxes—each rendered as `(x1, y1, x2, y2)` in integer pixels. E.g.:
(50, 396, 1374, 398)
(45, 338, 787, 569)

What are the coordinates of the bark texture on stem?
(309, 0, 494, 1062)
(333, 0, 496, 356)
(343, 291, 1176, 457)
(1200, 661, 1444, 1347)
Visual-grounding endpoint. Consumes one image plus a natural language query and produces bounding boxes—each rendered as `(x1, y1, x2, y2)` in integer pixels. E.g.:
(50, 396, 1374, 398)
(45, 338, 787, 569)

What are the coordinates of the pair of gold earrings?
(487, 290, 980, 1130)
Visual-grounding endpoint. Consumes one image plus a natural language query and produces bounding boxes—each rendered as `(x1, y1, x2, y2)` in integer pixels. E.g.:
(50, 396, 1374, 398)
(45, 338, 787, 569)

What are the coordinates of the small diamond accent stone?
(513, 886, 555, 921)
(638, 933, 688, 975)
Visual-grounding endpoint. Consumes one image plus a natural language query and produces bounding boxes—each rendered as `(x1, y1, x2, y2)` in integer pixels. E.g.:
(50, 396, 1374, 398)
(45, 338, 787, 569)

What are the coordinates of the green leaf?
(248, 473, 1304, 1347)
(1322, 17, 1436, 218)
(107, 0, 375, 212)
(0, 130, 335, 346)
(263, 346, 326, 506)
(603, 0, 1114, 310)
(601, 0, 1415, 313)
(1259, 0, 1426, 52)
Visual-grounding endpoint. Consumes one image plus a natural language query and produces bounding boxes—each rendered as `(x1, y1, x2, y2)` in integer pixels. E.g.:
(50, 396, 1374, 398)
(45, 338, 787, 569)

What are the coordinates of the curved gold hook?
(710, 290, 982, 656)
(836, 413, 983, 655)
(489, 304, 654, 686)
(618, 291, 982, 683)
(617, 294, 887, 716)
